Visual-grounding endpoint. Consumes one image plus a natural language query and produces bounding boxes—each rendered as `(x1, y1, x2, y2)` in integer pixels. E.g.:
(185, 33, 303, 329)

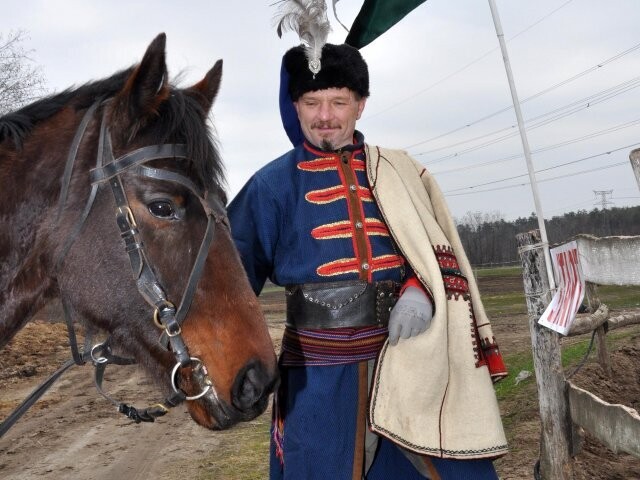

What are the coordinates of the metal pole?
(487, 0, 556, 291)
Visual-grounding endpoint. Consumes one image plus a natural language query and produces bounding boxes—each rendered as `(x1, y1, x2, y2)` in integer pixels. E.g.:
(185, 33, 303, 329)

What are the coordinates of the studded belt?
(285, 280, 401, 329)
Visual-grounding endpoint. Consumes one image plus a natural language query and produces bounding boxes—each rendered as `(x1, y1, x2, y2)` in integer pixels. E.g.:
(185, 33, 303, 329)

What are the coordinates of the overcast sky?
(3, 0, 640, 221)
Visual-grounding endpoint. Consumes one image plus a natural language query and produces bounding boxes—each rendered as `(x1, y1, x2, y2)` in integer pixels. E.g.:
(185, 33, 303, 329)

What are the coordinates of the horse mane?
(0, 68, 133, 147)
(0, 66, 225, 191)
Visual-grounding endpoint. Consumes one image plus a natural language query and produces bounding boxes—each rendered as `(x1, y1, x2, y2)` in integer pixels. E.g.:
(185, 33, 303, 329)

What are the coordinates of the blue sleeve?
(227, 174, 281, 295)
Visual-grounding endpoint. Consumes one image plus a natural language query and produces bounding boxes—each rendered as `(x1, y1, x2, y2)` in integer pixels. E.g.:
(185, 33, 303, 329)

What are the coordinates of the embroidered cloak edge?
(366, 144, 509, 460)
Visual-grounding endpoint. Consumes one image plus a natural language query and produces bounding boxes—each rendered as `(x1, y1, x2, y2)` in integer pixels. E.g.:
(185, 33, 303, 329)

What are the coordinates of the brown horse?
(0, 33, 277, 431)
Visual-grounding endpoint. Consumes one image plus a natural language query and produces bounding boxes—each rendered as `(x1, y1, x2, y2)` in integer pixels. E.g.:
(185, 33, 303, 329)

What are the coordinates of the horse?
(0, 33, 278, 431)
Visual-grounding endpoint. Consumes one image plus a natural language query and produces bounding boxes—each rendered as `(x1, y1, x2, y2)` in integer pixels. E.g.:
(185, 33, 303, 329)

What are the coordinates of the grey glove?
(388, 286, 433, 346)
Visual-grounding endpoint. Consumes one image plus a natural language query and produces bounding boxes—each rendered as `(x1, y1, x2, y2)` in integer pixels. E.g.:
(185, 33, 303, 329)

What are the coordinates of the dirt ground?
(1, 276, 639, 480)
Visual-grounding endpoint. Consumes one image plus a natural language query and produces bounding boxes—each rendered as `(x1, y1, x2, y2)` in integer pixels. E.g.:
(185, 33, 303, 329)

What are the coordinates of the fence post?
(516, 230, 574, 479)
(585, 282, 612, 377)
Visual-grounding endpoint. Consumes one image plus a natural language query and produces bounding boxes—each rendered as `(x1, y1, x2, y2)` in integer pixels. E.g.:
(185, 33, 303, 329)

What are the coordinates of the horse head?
(0, 33, 278, 430)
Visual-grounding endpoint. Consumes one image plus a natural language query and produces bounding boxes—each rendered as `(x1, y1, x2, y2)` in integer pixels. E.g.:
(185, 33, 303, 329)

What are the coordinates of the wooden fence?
(516, 232, 640, 479)
(565, 234, 640, 459)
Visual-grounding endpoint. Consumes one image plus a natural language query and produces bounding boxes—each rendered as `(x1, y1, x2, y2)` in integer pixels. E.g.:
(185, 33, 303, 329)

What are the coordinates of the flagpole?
(487, 0, 555, 291)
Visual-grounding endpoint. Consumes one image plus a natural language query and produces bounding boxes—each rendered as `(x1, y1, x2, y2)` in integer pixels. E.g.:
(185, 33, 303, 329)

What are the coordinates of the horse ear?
(112, 33, 170, 132)
(186, 60, 223, 115)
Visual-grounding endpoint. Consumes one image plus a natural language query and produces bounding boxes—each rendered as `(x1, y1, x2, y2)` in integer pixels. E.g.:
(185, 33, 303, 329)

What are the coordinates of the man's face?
(294, 87, 367, 150)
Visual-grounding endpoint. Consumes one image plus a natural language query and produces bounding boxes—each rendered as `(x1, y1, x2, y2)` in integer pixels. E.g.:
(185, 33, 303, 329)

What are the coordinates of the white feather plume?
(274, 0, 331, 75)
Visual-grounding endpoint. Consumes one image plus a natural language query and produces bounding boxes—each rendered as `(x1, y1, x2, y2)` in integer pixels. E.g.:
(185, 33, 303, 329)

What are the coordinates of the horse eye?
(147, 200, 175, 219)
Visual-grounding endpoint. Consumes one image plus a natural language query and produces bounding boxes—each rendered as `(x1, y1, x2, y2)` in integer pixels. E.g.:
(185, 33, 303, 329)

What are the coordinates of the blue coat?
(228, 132, 405, 294)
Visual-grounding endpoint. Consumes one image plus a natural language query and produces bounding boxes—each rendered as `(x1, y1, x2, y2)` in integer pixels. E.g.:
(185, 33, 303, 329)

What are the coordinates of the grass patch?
(474, 266, 522, 278)
(476, 265, 639, 311)
(494, 350, 534, 400)
(596, 284, 640, 309)
(187, 417, 271, 480)
(495, 326, 640, 401)
(483, 292, 528, 316)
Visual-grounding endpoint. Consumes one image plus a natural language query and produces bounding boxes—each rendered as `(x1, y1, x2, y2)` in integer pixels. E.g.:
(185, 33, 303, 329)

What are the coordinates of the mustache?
(311, 121, 340, 129)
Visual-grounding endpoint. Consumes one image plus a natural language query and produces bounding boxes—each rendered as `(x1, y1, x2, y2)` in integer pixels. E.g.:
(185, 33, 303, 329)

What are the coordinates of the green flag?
(345, 0, 427, 49)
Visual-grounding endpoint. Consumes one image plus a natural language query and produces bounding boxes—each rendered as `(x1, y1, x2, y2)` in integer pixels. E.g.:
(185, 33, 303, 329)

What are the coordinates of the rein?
(0, 101, 226, 437)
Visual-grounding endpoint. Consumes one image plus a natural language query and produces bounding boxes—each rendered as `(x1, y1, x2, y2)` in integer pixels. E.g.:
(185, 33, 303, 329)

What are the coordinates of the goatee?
(321, 139, 335, 151)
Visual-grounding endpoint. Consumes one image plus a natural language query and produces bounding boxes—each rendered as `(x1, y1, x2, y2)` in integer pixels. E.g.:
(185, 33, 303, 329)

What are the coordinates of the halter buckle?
(116, 205, 137, 228)
(153, 301, 177, 330)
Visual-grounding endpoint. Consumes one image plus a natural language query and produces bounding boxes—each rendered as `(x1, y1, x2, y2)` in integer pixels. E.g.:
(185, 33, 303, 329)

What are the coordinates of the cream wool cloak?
(365, 144, 508, 460)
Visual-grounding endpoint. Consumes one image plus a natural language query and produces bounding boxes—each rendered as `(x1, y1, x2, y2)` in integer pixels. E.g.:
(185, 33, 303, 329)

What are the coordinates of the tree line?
(456, 206, 640, 266)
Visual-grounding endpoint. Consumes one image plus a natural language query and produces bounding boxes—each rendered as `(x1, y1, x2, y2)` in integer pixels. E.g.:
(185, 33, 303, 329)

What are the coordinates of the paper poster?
(538, 240, 585, 335)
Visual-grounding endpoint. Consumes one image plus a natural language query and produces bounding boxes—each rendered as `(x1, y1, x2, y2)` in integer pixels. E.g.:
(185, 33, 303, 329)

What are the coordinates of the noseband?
(0, 100, 227, 436)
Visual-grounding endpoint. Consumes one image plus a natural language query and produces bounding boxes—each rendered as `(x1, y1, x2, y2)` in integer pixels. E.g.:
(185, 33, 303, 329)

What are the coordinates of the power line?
(364, 0, 576, 122)
(445, 159, 630, 196)
(424, 113, 640, 165)
(613, 196, 640, 200)
(430, 119, 640, 175)
(415, 73, 640, 162)
(402, 41, 640, 152)
(508, 195, 639, 221)
(444, 143, 639, 192)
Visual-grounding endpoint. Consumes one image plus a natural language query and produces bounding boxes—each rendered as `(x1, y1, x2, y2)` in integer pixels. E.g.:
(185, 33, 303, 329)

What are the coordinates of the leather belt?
(285, 280, 401, 329)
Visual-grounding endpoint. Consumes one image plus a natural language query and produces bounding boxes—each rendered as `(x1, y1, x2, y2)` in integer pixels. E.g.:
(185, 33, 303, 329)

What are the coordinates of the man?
(228, 43, 508, 479)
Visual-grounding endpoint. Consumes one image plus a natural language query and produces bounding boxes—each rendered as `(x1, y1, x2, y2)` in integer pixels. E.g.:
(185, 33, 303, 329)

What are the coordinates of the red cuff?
(400, 276, 433, 304)
(486, 350, 508, 383)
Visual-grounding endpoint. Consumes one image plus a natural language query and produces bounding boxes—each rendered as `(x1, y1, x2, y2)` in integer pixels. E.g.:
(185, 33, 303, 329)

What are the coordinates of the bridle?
(87, 100, 229, 402)
(70, 100, 228, 415)
(0, 99, 228, 436)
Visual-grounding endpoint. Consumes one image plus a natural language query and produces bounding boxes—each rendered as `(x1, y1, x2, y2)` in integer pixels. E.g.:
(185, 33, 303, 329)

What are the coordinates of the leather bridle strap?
(91, 127, 210, 356)
(134, 165, 227, 330)
(55, 101, 106, 273)
(104, 172, 191, 365)
(135, 165, 205, 199)
(57, 100, 101, 221)
(2, 103, 111, 439)
(89, 144, 188, 184)
(90, 341, 183, 424)
(0, 359, 77, 437)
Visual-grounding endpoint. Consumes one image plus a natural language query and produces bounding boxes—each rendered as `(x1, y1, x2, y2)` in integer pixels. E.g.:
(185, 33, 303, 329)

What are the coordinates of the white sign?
(538, 241, 585, 335)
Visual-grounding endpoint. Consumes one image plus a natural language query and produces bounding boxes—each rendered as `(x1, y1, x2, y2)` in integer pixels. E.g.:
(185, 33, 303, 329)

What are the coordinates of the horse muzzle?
(182, 358, 279, 430)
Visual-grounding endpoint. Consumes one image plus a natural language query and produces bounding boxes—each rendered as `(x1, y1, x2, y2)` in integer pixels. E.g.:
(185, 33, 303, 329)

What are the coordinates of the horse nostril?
(232, 360, 275, 412)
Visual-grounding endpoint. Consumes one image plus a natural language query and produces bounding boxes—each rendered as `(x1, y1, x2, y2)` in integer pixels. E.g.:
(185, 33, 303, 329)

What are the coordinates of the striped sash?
(280, 325, 388, 366)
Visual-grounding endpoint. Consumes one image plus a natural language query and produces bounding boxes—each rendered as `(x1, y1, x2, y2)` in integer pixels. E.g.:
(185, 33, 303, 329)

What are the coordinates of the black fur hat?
(284, 43, 370, 101)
